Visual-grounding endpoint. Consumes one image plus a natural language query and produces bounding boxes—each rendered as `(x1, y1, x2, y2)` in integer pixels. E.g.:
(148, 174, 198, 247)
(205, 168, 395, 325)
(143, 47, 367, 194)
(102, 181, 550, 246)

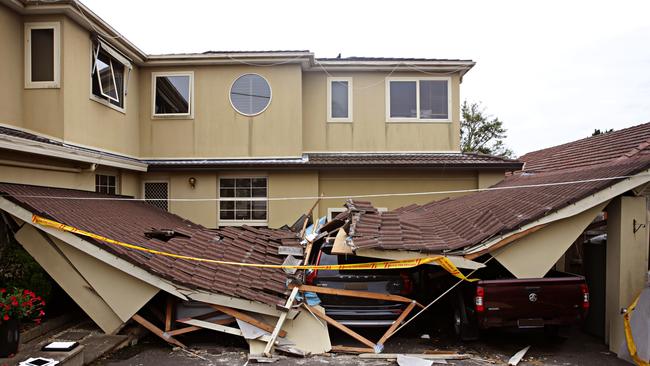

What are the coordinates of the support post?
(263, 287, 299, 357)
(305, 304, 376, 350)
(377, 301, 417, 346)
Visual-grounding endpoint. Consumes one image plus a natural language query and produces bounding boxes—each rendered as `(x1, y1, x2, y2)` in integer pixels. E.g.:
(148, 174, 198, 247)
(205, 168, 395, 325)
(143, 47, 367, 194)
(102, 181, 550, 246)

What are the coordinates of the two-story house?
(0, 0, 521, 229)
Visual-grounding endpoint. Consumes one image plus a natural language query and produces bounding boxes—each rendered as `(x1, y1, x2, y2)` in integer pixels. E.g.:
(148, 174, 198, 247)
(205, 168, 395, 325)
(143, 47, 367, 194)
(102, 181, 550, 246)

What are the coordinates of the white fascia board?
(0, 197, 186, 300)
(0, 135, 147, 172)
(179, 289, 299, 319)
(354, 248, 485, 270)
(462, 169, 650, 256)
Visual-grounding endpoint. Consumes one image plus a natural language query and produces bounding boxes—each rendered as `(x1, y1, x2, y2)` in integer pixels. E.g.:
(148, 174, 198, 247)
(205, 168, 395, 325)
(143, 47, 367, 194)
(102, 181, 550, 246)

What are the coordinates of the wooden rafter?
(210, 304, 287, 338)
(304, 304, 376, 349)
(377, 301, 417, 346)
(132, 314, 186, 348)
(295, 284, 423, 307)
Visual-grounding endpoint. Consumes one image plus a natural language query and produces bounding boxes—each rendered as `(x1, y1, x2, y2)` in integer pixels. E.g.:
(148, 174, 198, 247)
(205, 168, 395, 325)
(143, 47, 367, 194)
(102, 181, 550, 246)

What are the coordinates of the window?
(229, 74, 272, 116)
(327, 77, 353, 122)
(219, 177, 268, 225)
(95, 174, 117, 195)
(24, 22, 60, 88)
(91, 39, 132, 110)
(152, 72, 193, 118)
(144, 182, 169, 211)
(386, 77, 450, 122)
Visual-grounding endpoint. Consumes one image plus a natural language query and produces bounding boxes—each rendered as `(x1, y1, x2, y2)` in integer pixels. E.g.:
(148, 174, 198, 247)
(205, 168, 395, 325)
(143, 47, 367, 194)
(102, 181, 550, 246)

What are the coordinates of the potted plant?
(0, 288, 45, 358)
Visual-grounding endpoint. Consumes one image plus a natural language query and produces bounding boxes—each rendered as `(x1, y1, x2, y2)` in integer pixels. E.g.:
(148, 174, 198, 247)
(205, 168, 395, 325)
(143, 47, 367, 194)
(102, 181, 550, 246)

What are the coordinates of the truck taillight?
(581, 284, 590, 310)
(400, 272, 413, 295)
(305, 252, 322, 285)
(475, 286, 485, 313)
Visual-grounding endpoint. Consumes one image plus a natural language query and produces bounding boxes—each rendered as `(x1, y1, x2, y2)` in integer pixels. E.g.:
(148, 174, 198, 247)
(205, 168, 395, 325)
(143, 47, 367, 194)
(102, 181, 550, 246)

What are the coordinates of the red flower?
(0, 288, 5, 294)
(11, 300, 18, 307)
(39, 310, 45, 317)
(40, 301, 46, 306)
(34, 318, 41, 325)
(2, 314, 8, 321)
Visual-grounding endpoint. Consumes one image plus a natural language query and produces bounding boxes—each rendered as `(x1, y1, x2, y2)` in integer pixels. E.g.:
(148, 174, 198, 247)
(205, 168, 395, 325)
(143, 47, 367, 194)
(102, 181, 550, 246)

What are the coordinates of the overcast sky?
(82, 0, 650, 156)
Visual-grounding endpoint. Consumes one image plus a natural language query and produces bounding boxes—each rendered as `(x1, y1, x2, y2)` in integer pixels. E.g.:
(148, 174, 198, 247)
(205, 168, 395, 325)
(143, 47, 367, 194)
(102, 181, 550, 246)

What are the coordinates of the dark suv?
(306, 245, 414, 327)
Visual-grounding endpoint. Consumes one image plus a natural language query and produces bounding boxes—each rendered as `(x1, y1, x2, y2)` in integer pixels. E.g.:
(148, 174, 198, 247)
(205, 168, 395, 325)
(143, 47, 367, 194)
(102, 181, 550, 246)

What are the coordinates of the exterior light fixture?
(188, 177, 196, 189)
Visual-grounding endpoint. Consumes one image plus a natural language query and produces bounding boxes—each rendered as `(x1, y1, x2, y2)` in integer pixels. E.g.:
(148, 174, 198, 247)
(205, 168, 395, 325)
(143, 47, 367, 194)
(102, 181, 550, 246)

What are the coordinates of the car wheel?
(453, 291, 479, 341)
(453, 307, 462, 338)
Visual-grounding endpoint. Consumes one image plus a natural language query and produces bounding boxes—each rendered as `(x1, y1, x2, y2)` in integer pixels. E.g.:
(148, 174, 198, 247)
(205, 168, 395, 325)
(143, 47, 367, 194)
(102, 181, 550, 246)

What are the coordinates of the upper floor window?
(24, 22, 60, 89)
(152, 72, 194, 118)
(385, 77, 450, 122)
(95, 174, 117, 195)
(91, 39, 132, 111)
(229, 74, 272, 116)
(219, 177, 268, 226)
(327, 77, 353, 123)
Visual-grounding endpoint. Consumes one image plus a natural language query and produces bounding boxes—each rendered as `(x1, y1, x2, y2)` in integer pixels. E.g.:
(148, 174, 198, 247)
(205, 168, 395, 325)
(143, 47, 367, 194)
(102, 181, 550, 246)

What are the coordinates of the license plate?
(517, 318, 544, 328)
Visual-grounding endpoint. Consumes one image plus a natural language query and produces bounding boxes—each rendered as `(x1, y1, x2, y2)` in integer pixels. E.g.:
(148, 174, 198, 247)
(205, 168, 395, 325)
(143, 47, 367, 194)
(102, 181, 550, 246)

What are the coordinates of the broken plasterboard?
(278, 246, 303, 257)
(331, 228, 353, 255)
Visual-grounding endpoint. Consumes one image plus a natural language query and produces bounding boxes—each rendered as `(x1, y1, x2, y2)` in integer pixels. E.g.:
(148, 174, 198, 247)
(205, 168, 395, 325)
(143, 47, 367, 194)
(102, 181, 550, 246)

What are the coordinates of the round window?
(229, 74, 272, 116)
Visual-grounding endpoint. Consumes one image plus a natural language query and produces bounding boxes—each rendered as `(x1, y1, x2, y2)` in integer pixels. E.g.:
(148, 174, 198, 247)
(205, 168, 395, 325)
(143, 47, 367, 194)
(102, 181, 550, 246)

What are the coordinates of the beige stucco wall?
(268, 171, 319, 228)
(478, 171, 505, 188)
(138, 64, 303, 158)
(61, 17, 141, 156)
(0, 4, 23, 128)
(302, 72, 461, 153)
(317, 169, 477, 217)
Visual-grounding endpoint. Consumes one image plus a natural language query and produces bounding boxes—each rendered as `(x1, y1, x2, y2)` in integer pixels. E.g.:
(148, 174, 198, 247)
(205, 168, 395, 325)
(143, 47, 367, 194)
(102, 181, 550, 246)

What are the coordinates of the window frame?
(385, 76, 452, 123)
(218, 176, 268, 226)
(95, 173, 119, 195)
(142, 180, 170, 212)
(228, 73, 273, 117)
(89, 39, 128, 113)
(151, 71, 195, 119)
(24, 22, 61, 89)
(327, 77, 353, 123)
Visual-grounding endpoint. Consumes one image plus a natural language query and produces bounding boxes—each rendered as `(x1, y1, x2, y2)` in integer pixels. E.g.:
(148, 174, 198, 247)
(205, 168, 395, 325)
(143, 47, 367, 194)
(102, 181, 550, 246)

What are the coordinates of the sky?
(81, 0, 650, 156)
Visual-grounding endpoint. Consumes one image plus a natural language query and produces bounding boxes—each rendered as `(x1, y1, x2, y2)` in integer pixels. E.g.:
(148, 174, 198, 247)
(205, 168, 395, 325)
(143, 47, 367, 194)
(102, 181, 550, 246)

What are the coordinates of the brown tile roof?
(341, 143, 650, 253)
(519, 122, 650, 172)
(0, 183, 301, 305)
(146, 153, 523, 171)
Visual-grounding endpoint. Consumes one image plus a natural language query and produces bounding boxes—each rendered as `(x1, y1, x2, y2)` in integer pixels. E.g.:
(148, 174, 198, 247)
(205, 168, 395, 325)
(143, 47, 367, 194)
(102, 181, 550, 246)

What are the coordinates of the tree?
(592, 128, 614, 136)
(460, 101, 513, 158)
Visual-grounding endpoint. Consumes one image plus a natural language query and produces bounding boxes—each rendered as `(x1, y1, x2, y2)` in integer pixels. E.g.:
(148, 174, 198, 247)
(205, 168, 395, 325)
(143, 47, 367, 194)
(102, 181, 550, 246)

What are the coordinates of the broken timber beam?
(132, 314, 186, 348)
(464, 224, 547, 260)
(165, 296, 174, 332)
(330, 345, 375, 354)
(210, 304, 287, 338)
(304, 304, 376, 350)
(377, 300, 417, 346)
(295, 284, 423, 308)
(263, 287, 299, 357)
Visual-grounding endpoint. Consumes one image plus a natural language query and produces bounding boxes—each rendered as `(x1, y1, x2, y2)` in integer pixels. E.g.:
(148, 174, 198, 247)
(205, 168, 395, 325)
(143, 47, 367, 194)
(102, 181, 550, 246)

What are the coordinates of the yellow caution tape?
(624, 294, 650, 366)
(32, 215, 476, 281)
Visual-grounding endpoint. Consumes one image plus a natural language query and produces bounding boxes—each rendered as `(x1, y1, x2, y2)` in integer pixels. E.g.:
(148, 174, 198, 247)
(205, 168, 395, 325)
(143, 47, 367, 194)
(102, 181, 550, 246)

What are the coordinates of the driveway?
(92, 325, 628, 366)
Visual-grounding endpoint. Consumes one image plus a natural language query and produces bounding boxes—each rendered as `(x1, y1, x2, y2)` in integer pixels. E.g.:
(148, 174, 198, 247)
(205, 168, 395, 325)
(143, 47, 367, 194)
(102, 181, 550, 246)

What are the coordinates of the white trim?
(218, 176, 269, 226)
(89, 39, 127, 114)
(461, 168, 650, 256)
(95, 172, 119, 195)
(327, 77, 353, 123)
(228, 73, 272, 117)
(0, 133, 147, 172)
(385, 77, 452, 123)
(24, 22, 60, 89)
(151, 71, 195, 119)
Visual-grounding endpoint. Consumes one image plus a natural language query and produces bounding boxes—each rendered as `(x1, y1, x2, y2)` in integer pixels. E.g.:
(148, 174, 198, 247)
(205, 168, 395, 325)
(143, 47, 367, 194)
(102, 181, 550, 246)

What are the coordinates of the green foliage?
(460, 101, 513, 158)
(0, 288, 46, 322)
(0, 215, 52, 302)
(592, 128, 614, 136)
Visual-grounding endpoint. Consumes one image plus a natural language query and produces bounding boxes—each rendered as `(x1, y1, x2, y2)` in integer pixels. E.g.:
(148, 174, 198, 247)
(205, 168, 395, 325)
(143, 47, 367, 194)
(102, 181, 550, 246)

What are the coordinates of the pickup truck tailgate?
(476, 275, 588, 329)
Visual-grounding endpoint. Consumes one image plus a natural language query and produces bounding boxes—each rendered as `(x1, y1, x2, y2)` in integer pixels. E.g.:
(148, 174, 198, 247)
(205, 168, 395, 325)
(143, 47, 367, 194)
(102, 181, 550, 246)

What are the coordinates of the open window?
(24, 22, 60, 88)
(327, 77, 353, 122)
(152, 72, 193, 118)
(385, 77, 451, 122)
(91, 38, 132, 111)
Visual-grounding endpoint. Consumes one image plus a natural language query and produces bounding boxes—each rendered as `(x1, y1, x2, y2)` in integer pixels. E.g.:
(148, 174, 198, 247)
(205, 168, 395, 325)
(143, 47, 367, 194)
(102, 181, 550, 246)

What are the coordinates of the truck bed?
(474, 271, 589, 329)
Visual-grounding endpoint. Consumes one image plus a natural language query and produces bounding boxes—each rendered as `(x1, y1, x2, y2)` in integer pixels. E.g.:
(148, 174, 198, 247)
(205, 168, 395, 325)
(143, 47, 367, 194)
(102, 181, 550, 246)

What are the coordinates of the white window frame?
(89, 39, 127, 113)
(142, 180, 170, 212)
(327, 206, 387, 221)
(151, 71, 195, 119)
(228, 73, 273, 117)
(95, 173, 119, 195)
(385, 76, 451, 123)
(218, 176, 268, 226)
(24, 22, 61, 89)
(327, 77, 353, 123)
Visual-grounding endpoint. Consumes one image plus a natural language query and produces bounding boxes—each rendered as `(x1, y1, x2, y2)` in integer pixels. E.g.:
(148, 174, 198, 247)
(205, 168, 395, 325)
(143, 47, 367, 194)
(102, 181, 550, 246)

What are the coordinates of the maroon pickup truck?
(453, 270, 590, 340)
